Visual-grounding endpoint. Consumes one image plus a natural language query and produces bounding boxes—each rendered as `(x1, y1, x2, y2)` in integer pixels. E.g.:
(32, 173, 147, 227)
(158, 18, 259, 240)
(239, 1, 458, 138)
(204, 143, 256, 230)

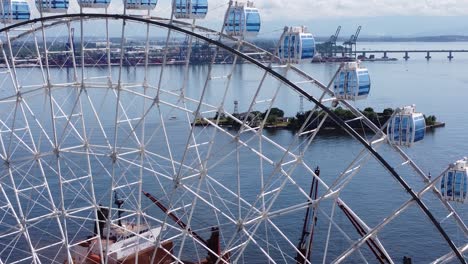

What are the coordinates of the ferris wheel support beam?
(2, 26, 67, 264)
(1, 13, 464, 263)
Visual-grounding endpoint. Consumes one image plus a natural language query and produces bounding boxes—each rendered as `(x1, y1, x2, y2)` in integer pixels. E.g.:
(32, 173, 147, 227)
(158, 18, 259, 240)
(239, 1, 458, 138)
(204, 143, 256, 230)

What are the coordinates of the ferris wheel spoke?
(434, 244, 468, 264)
(332, 197, 416, 263)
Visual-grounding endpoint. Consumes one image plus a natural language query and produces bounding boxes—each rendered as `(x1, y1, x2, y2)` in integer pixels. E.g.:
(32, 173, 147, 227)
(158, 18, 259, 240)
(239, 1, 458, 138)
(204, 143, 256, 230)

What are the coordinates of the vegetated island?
(194, 107, 445, 133)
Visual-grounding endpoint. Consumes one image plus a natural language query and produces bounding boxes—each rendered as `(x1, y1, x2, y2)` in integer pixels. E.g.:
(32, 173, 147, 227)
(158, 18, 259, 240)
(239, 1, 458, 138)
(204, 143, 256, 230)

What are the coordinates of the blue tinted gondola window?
(401, 116, 409, 143)
(290, 35, 295, 58)
(301, 36, 315, 59)
(357, 71, 370, 96)
(79, 0, 111, 7)
(18, 2, 29, 19)
(335, 72, 345, 96)
(447, 171, 453, 197)
(414, 116, 425, 142)
(441, 175, 446, 195)
(282, 35, 289, 59)
(192, 0, 207, 15)
(347, 71, 357, 96)
(3, 1, 30, 21)
(393, 116, 401, 142)
(464, 175, 467, 199)
(454, 172, 462, 197)
(174, 0, 207, 16)
(125, 0, 157, 8)
(36, 0, 69, 10)
(226, 9, 242, 33)
(245, 10, 260, 33)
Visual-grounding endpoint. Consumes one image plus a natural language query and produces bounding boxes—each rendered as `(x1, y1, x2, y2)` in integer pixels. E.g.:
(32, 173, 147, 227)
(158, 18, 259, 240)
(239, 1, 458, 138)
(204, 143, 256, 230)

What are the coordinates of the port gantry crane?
(343, 25, 361, 58)
(322, 26, 341, 57)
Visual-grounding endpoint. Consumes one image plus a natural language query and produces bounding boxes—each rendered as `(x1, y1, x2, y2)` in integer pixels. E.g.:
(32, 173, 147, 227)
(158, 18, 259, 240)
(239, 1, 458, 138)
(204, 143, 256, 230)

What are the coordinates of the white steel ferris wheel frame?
(0, 12, 466, 264)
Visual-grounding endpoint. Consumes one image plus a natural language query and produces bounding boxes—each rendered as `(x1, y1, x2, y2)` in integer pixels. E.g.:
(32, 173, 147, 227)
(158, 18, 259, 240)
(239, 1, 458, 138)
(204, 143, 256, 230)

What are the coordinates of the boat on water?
(68, 206, 174, 264)
(67, 191, 226, 264)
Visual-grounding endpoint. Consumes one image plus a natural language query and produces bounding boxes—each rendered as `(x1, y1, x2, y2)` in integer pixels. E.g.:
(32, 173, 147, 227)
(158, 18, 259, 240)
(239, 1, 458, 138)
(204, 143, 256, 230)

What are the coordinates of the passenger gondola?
(278, 26, 315, 64)
(224, 1, 260, 38)
(36, 0, 69, 13)
(387, 105, 426, 147)
(333, 61, 370, 100)
(1, 0, 30, 22)
(125, 0, 157, 10)
(441, 158, 467, 204)
(173, 0, 208, 19)
(78, 0, 111, 8)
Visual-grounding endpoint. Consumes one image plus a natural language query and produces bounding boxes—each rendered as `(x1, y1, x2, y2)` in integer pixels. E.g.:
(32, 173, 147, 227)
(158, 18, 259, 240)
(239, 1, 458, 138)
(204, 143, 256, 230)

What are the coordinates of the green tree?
(267, 107, 284, 118)
(383, 108, 394, 116)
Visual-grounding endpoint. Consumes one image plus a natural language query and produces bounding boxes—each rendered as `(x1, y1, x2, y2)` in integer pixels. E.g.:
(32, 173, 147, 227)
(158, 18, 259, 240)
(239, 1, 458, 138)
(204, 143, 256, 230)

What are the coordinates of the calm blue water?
(1, 42, 467, 263)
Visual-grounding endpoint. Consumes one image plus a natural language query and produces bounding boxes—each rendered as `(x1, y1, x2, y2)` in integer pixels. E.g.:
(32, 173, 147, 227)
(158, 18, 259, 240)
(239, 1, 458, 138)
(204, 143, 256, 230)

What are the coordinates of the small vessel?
(70, 219, 174, 264)
(68, 192, 174, 264)
(68, 191, 227, 264)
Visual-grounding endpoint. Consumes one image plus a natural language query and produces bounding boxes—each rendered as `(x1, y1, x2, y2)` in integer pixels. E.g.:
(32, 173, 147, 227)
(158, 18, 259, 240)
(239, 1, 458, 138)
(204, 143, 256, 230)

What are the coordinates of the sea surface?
(1, 41, 467, 263)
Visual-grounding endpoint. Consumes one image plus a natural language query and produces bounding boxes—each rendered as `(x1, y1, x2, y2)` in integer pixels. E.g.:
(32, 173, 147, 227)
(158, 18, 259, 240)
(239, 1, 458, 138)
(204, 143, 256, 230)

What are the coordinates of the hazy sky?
(29, 0, 468, 37)
(253, 0, 468, 36)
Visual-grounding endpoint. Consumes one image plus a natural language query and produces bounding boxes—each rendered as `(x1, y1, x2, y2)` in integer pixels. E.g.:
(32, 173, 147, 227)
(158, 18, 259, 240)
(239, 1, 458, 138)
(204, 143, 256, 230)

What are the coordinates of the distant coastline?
(313, 35, 468, 43)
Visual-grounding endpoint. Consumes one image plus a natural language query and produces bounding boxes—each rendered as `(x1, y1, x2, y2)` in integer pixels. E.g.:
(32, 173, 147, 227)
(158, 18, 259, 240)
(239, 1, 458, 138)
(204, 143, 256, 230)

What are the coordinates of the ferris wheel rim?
(0, 13, 466, 263)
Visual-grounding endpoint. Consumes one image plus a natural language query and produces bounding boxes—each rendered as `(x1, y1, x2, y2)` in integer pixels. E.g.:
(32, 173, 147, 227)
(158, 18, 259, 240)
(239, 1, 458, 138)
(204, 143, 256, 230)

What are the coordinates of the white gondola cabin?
(387, 105, 425, 147)
(440, 158, 467, 203)
(36, 0, 69, 13)
(78, 0, 111, 8)
(124, 0, 157, 10)
(224, 1, 260, 38)
(1, 0, 30, 23)
(333, 61, 370, 100)
(173, 0, 208, 19)
(278, 26, 315, 64)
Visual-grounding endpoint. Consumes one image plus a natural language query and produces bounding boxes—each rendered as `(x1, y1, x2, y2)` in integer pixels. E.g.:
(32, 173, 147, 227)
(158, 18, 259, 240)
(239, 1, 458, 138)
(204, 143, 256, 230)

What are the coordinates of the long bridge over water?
(356, 49, 468, 60)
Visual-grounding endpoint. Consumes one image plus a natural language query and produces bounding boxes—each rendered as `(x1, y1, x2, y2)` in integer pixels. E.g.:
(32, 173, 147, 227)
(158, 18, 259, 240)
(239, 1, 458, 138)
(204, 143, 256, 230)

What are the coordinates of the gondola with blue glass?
(387, 105, 426, 147)
(36, 0, 69, 13)
(224, 1, 260, 38)
(278, 26, 315, 64)
(1, 0, 30, 23)
(333, 61, 370, 100)
(173, 0, 208, 19)
(125, 0, 157, 10)
(440, 158, 467, 204)
(78, 0, 111, 8)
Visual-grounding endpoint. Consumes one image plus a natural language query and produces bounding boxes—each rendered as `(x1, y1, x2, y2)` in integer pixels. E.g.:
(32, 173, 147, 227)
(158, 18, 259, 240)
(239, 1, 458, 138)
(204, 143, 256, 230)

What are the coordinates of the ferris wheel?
(0, 0, 466, 263)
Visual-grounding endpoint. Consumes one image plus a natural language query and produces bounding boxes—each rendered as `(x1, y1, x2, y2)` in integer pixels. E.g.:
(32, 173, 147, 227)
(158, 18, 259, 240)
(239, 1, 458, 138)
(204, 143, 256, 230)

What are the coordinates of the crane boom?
(352, 25, 362, 43)
(332, 25, 341, 43)
(142, 191, 208, 246)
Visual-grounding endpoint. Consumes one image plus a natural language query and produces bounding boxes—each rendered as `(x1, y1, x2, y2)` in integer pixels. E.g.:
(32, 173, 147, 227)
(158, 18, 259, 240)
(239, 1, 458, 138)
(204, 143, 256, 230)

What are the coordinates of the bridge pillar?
(404, 52, 410, 60)
(383, 52, 388, 59)
(448, 51, 454, 60)
(425, 51, 431, 60)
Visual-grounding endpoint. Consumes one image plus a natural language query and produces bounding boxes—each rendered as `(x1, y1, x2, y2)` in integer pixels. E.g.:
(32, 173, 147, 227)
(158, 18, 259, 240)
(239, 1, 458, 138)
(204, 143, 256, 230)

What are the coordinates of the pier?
(357, 49, 468, 60)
